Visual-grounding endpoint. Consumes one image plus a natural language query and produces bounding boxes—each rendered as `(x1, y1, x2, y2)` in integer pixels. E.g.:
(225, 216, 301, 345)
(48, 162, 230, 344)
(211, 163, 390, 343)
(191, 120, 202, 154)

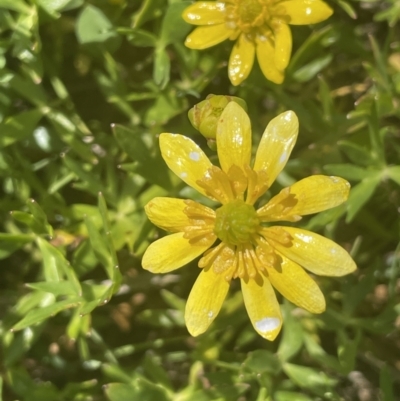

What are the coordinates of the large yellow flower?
(142, 102, 356, 340)
(183, 0, 333, 85)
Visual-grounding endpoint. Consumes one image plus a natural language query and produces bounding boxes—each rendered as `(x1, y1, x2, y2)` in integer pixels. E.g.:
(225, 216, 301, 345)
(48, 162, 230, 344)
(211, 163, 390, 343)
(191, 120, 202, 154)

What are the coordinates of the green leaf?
(26, 281, 79, 296)
(0, 233, 33, 259)
(132, 0, 164, 28)
(137, 309, 184, 328)
(337, 329, 361, 373)
(275, 391, 313, 401)
(12, 298, 81, 331)
(26, 199, 53, 236)
(112, 124, 172, 189)
(292, 54, 333, 82)
(323, 164, 372, 181)
(0, 0, 32, 13)
(346, 173, 381, 222)
(98, 192, 122, 290)
(337, 0, 357, 19)
(283, 363, 338, 395)
(159, 2, 192, 46)
(242, 350, 281, 375)
(104, 383, 137, 401)
(85, 216, 114, 276)
(277, 304, 304, 362)
(0, 109, 43, 148)
(387, 166, 400, 186)
(153, 46, 170, 87)
(105, 379, 170, 401)
(37, 238, 81, 294)
(126, 29, 157, 47)
(338, 140, 375, 166)
(76, 5, 117, 44)
(380, 365, 395, 401)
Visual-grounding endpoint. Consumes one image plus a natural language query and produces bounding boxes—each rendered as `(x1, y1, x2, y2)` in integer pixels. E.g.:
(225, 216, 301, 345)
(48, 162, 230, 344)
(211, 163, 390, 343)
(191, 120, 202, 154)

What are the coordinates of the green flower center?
(214, 200, 260, 246)
(237, 0, 264, 25)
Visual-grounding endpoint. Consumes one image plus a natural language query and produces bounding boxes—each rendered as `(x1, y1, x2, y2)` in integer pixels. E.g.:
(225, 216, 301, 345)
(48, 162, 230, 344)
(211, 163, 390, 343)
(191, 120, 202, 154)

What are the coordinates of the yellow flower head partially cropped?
(142, 102, 356, 340)
(183, 0, 333, 85)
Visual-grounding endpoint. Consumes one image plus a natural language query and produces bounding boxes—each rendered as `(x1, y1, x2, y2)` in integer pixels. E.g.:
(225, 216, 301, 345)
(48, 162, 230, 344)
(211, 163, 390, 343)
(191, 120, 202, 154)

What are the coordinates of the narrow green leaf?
(26, 281, 79, 296)
(387, 166, 400, 186)
(37, 238, 82, 295)
(0, 233, 34, 259)
(337, 0, 357, 19)
(12, 298, 81, 331)
(380, 365, 395, 401)
(153, 46, 170, 87)
(275, 391, 313, 401)
(293, 54, 333, 83)
(98, 192, 122, 290)
(113, 124, 172, 189)
(323, 164, 372, 181)
(346, 174, 381, 222)
(283, 363, 337, 395)
(85, 216, 113, 276)
(277, 304, 304, 362)
(0, 109, 43, 148)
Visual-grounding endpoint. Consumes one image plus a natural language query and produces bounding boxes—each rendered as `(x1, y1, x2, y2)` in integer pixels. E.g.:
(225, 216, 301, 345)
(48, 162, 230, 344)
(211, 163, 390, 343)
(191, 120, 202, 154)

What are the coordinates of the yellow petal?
(142, 232, 214, 273)
(228, 33, 255, 86)
(256, 37, 284, 84)
(258, 175, 351, 220)
(266, 227, 357, 276)
(241, 276, 282, 340)
(182, 1, 226, 25)
(253, 111, 299, 188)
(160, 133, 212, 197)
(145, 197, 191, 232)
(283, 0, 333, 25)
(185, 24, 231, 49)
(287, 175, 350, 216)
(273, 21, 292, 71)
(216, 102, 252, 173)
(268, 253, 325, 313)
(185, 268, 230, 336)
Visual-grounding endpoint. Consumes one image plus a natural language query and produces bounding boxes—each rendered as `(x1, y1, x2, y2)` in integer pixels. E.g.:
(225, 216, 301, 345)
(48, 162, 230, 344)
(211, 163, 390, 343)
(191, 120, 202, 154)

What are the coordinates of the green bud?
(188, 94, 247, 140)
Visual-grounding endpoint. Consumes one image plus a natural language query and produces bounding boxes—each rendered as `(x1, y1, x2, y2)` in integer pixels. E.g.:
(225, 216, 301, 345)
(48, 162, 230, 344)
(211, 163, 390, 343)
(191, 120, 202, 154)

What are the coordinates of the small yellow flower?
(142, 102, 356, 340)
(182, 0, 333, 85)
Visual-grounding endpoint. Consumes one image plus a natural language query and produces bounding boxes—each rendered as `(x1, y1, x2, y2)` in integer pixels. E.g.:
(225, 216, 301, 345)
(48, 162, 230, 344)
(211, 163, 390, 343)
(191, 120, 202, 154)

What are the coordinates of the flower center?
(237, 0, 264, 25)
(225, 0, 270, 35)
(214, 199, 260, 246)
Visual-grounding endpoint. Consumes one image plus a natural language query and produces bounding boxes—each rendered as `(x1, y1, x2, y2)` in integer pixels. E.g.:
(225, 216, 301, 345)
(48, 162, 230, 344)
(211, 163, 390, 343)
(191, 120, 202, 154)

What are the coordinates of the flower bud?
(188, 94, 247, 139)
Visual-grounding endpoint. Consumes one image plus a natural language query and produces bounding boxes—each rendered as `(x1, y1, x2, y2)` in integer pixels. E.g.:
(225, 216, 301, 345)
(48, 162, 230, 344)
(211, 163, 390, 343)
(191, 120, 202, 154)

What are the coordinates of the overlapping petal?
(217, 102, 252, 173)
(185, 24, 231, 49)
(241, 276, 282, 340)
(267, 254, 326, 313)
(256, 37, 284, 84)
(160, 133, 212, 196)
(273, 21, 292, 71)
(142, 233, 215, 273)
(145, 197, 191, 232)
(185, 268, 230, 336)
(253, 111, 298, 187)
(266, 227, 357, 276)
(182, 1, 226, 25)
(228, 33, 256, 86)
(283, 0, 333, 25)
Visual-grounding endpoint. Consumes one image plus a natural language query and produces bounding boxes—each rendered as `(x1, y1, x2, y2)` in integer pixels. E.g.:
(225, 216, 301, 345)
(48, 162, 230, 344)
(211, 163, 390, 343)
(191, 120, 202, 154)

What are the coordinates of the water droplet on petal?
(255, 317, 280, 333)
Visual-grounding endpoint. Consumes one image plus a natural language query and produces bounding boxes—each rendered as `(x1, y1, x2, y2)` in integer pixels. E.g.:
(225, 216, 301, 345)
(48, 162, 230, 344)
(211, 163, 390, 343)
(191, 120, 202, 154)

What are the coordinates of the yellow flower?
(182, 0, 333, 85)
(142, 102, 356, 340)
